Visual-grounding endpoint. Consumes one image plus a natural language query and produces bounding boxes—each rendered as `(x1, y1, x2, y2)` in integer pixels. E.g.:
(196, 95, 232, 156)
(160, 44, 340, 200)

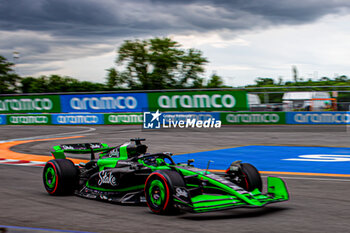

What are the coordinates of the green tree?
(207, 73, 224, 88)
(277, 76, 283, 85)
(112, 37, 208, 90)
(335, 75, 348, 82)
(105, 68, 128, 89)
(192, 77, 204, 88)
(0, 55, 20, 93)
(319, 77, 331, 82)
(20, 75, 106, 93)
(255, 77, 275, 86)
(292, 65, 298, 83)
(20, 77, 45, 93)
(179, 48, 207, 88)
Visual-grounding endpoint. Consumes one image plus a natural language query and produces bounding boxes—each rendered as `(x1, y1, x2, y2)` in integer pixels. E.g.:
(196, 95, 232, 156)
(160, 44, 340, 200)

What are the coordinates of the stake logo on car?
(175, 187, 188, 198)
(98, 171, 117, 186)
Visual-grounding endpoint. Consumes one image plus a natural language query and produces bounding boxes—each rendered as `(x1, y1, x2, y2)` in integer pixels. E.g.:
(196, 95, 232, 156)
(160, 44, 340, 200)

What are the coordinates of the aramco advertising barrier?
(147, 91, 248, 112)
(7, 114, 52, 125)
(162, 112, 220, 123)
(0, 95, 61, 113)
(221, 112, 286, 124)
(105, 113, 143, 124)
(60, 93, 148, 113)
(104, 112, 220, 125)
(0, 90, 249, 113)
(52, 114, 104, 125)
(286, 112, 350, 124)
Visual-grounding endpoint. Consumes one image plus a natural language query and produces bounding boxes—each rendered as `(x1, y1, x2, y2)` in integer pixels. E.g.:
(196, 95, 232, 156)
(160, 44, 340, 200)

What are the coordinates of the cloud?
(1, 0, 350, 80)
(3, 0, 350, 37)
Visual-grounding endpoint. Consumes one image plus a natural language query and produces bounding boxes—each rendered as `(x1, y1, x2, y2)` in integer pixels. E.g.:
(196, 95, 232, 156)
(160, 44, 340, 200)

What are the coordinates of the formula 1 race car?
(43, 138, 289, 214)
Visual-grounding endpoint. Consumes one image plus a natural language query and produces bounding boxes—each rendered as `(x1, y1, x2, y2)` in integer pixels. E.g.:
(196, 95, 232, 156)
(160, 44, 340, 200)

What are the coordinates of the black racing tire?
(144, 170, 185, 214)
(43, 159, 79, 195)
(240, 163, 263, 192)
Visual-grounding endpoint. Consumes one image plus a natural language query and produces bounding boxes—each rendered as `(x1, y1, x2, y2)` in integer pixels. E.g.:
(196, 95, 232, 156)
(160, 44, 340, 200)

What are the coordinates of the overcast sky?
(1, 0, 350, 86)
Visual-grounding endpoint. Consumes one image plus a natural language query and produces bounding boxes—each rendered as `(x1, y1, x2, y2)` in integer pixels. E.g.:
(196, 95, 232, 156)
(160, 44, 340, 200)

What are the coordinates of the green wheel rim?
(149, 179, 165, 207)
(45, 167, 56, 189)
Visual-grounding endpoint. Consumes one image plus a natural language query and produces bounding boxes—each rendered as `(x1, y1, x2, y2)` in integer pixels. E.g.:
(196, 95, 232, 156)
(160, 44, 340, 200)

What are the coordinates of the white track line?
(0, 159, 46, 166)
(0, 127, 143, 144)
(0, 126, 96, 143)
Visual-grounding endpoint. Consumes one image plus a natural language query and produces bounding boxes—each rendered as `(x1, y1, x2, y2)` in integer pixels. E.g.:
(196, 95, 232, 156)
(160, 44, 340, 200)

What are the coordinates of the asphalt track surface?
(1, 125, 350, 233)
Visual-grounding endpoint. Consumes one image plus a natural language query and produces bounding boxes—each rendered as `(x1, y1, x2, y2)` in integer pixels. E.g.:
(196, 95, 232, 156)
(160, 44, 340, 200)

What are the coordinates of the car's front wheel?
(238, 163, 262, 192)
(144, 170, 185, 214)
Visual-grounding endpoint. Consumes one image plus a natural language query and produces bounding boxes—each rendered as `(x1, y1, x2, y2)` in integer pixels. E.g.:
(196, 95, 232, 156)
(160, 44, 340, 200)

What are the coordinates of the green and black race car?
(43, 138, 289, 214)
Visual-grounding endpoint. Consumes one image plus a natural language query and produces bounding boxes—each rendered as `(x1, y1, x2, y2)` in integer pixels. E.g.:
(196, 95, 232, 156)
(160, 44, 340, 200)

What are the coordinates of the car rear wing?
(51, 143, 112, 160)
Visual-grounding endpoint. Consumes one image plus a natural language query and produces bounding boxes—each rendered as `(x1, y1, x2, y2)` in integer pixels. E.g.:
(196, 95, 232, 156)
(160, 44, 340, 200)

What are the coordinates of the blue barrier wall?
(286, 111, 350, 124)
(0, 115, 6, 125)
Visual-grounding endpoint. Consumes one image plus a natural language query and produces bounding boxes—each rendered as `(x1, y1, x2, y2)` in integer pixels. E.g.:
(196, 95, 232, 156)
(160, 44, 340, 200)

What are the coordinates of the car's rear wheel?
(239, 163, 262, 192)
(43, 159, 79, 195)
(144, 170, 185, 214)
